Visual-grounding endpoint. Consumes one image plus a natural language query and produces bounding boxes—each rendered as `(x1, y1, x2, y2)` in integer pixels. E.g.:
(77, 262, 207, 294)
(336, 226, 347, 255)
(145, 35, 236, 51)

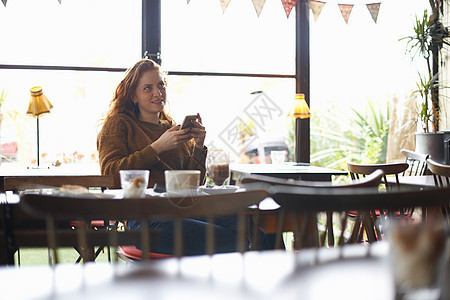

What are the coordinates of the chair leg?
(327, 212, 334, 247)
(275, 210, 285, 250)
(349, 214, 362, 244)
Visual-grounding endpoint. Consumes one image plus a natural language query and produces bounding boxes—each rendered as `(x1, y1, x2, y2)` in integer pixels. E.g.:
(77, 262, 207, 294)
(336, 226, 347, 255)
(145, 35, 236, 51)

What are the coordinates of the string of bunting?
(1, 0, 381, 24)
(2, 0, 62, 6)
(188, 0, 383, 24)
(310, 1, 382, 24)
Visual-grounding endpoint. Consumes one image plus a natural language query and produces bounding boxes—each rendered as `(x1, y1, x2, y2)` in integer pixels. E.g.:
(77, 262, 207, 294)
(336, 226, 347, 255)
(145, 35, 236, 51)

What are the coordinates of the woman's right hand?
(151, 125, 192, 155)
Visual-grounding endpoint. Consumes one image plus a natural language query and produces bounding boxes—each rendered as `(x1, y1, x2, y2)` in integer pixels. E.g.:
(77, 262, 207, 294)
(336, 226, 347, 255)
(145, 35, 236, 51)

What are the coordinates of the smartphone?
(179, 115, 198, 130)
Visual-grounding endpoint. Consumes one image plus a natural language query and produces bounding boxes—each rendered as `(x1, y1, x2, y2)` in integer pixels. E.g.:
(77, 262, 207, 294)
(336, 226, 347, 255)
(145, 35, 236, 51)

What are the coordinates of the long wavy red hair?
(103, 59, 173, 125)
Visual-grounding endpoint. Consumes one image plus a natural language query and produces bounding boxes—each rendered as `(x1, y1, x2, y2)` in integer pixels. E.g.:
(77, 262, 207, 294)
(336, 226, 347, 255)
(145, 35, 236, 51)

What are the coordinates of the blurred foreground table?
(0, 243, 397, 300)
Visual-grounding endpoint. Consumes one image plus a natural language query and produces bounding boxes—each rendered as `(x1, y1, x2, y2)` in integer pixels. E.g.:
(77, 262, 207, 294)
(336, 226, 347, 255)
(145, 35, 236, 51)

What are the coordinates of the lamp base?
(27, 166, 50, 170)
(293, 162, 310, 166)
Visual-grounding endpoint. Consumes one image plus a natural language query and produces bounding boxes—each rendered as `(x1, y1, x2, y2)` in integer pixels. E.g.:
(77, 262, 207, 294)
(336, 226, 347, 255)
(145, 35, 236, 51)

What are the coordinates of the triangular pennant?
(252, 0, 266, 17)
(57, 0, 61, 3)
(366, 3, 381, 23)
(186, 0, 191, 4)
(309, 0, 325, 22)
(2, 0, 7, 7)
(220, 0, 231, 14)
(338, 4, 353, 24)
(281, 0, 297, 18)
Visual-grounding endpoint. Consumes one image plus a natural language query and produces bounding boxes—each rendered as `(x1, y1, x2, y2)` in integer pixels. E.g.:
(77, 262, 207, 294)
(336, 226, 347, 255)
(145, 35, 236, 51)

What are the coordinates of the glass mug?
(207, 150, 230, 186)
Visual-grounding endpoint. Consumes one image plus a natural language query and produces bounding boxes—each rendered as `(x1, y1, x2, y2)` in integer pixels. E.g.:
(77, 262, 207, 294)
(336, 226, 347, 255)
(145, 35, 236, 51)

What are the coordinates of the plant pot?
(415, 132, 445, 163)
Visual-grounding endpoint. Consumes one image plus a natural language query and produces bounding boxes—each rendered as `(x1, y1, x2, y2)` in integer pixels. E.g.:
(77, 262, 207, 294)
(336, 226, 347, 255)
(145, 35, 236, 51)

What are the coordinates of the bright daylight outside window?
(162, 0, 296, 164)
(309, 0, 429, 170)
(0, 0, 141, 168)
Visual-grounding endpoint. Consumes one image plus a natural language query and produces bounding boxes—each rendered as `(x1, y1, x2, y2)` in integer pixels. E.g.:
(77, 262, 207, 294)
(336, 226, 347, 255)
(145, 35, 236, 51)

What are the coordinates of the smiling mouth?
(151, 99, 164, 104)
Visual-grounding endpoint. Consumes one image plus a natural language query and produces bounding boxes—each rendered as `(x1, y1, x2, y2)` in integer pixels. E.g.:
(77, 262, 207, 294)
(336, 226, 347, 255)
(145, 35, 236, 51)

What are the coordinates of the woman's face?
(132, 69, 166, 120)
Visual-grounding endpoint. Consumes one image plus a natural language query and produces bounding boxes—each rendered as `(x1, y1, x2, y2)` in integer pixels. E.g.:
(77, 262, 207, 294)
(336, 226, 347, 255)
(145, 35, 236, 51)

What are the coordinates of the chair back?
(3, 175, 115, 193)
(269, 185, 450, 250)
(19, 190, 269, 264)
(346, 161, 408, 189)
(401, 149, 429, 176)
(241, 169, 384, 189)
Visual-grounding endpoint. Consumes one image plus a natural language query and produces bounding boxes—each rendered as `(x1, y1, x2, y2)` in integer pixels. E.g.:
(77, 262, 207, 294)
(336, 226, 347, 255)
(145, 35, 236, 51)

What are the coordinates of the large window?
(0, 0, 432, 169)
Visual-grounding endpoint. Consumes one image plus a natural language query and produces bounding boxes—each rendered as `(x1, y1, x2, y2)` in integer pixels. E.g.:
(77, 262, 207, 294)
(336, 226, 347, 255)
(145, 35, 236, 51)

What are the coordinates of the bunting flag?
(57, 0, 62, 3)
(309, 0, 326, 22)
(220, 0, 231, 14)
(338, 4, 353, 24)
(367, 3, 381, 23)
(2, 0, 6, 7)
(281, 0, 297, 18)
(252, 0, 266, 17)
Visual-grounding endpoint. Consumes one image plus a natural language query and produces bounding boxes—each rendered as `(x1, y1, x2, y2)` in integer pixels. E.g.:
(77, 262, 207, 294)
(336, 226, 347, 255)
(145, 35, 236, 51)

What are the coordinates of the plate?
(198, 185, 239, 195)
(49, 189, 117, 199)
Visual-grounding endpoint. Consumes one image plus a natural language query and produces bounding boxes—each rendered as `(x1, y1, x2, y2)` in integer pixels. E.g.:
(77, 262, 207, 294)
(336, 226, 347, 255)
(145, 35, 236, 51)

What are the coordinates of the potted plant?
(401, 2, 450, 163)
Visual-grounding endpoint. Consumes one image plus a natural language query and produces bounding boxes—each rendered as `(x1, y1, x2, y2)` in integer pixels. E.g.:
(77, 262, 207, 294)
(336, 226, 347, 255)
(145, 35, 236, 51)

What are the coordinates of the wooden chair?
(346, 161, 409, 189)
(241, 170, 385, 248)
(401, 149, 429, 176)
(19, 190, 269, 264)
(268, 184, 450, 251)
(1, 175, 115, 265)
(346, 161, 415, 240)
(426, 158, 450, 225)
(426, 158, 450, 187)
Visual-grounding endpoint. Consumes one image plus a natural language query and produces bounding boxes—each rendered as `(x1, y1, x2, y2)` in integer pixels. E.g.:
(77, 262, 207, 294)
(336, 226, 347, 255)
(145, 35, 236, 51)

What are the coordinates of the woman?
(97, 59, 274, 255)
(97, 58, 207, 188)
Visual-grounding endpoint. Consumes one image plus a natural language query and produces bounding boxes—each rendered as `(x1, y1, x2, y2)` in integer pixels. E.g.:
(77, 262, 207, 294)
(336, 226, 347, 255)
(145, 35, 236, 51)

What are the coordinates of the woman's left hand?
(190, 113, 206, 149)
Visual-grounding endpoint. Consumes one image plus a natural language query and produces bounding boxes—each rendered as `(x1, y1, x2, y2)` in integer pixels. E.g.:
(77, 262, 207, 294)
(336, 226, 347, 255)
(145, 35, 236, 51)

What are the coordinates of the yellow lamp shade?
(288, 93, 311, 119)
(27, 86, 53, 117)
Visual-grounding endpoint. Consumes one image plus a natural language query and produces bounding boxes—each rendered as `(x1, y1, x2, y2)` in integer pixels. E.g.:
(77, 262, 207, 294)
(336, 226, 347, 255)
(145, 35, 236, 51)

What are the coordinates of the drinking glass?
(271, 150, 286, 164)
(207, 150, 230, 186)
(119, 170, 149, 198)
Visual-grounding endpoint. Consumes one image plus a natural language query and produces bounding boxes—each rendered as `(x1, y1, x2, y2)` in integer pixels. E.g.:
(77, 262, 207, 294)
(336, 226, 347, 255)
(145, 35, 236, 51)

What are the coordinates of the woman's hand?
(151, 125, 192, 155)
(190, 113, 206, 149)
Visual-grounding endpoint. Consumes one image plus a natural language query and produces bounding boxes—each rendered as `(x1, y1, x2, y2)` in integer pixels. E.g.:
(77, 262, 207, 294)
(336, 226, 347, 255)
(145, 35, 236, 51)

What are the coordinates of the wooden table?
(229, 163, 348, 184)
(0, 163, 102, 192)
(0, 243, 401, 300)
(385, 175, 437, 189)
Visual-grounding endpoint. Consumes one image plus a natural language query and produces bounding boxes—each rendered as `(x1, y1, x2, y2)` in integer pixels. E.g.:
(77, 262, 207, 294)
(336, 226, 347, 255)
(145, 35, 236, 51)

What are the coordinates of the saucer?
(198, 185, 239, 195)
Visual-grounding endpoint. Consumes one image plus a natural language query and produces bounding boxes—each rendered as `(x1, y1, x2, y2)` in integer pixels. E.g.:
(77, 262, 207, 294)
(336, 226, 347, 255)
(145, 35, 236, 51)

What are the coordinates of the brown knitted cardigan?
(97, 112, 207, 188)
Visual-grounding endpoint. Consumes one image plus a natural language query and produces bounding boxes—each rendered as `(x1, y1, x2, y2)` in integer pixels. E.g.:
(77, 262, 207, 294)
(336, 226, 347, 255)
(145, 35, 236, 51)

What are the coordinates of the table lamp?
(27, 86, 53, 168)
(288, 93, 311, 165)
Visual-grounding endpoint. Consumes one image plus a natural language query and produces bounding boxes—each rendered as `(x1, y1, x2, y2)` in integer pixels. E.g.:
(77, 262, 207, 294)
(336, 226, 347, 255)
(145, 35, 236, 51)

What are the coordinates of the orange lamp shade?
(288, 93, 311, 119)
(27, 86, 53, 117)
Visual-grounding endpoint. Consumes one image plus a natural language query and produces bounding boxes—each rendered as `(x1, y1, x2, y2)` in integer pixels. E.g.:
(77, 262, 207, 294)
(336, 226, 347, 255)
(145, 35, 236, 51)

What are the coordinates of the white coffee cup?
(119, 170, 149, 198)
(165, 170, 200, 196)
